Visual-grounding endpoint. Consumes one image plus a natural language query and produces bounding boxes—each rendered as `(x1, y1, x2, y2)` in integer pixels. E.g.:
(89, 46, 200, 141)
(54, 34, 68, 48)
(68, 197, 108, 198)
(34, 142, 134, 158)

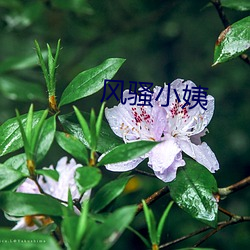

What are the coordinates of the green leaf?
(0, 164, 27, 190)
(56, 131, 89, 165)
(0, 228, 60, 250)
(62, 215, 80, 250)
(36, 169, 59, 181)
(221, 0, 250, 11)
(36, 116, 56, 162)
(176, 248, 216, 250)
(168, 159, 218, 227)
(0, 110, 44, 157)
(97, 141, 158, 166)
(83, 205, 136, 250)
(4, 153, 28, 175)
(0, 76, 46, 102)
(157, 201, 174, 244)
(75, 167, 102, 194)
(59, 112, 123, 153)
(142, 200, 157, 245)
(96, 102, 105, 140)
(213, 16, 250, 65)
(91, 176, 132, 213)
(59, 58, 125, 106)
(73, 106, 91, 147)
(0, 192, 65, 216)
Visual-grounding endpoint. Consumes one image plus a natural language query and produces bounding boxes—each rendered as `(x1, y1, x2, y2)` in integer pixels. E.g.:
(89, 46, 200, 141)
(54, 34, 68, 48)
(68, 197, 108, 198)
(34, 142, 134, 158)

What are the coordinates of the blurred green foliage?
(0, 0, 249, 249)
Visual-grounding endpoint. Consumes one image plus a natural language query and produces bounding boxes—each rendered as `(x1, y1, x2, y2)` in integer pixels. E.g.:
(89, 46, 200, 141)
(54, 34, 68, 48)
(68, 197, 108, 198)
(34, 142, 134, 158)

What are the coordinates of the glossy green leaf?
(0, 76, 46, 102)
(91, 176, 132, 213)
(73, 106, 91, 147)
(142, 200, 157, 245)
(36, 169, 59, 181)
(0, 164, 27, 190)
(36, 116, 56, 162)
(56, 131, 89, 165)
(59, 58, 125, 106)
(0, 111, 44, 157)
(97, 141, 158, 166)
(157, 201, 174, 244)
(213, 16, 250, 65)
(4, 153, 28, 175)
(176, 248, 216, 250)
(61, 215, 80, 250)
(83, 205, 137, 250)
(0, 228, 60, 250)
(221, 0, 250, 11)
(75, 167, 102, 194)
(168, 159, 218, 227)
(59, 113, 123, 153)
(0, 192, 65, 216)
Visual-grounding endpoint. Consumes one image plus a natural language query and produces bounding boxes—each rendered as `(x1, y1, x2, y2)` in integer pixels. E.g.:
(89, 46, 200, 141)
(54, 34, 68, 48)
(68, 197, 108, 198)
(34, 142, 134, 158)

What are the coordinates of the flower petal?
(16, 178, 40, 194)
(105, 157, 145, 172)
(179, 139, 219, 173)
(148, 138, 185, 182)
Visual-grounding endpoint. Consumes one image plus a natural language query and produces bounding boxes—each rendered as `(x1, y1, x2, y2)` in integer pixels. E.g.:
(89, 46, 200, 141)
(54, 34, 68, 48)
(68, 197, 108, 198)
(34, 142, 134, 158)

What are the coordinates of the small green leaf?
(157, 201, 174, 244)
(0, 76, 46, 102)
(213, 16, 250, 65)
(0, 191, 65, 216)
(128, 226, 151, 248)
(96, 102, 105, 140)
(221, 0, 250, 11)
(90, 109, 97, 150)
(97, 141, 159, 166)
(0, 228, 60, 250)
(56, 131, 89, 165)
(0, 164, 27, 190)
(4, 153, 28, 175)
(59, 58, 125, 106)
(75, 167, 102, 194)
(36, 116, 56, 162)
(168, 159, 218, 227)
(62, 215, 80, 250)
(73, 106, 91, 147)
(83, 205, 137, 250)
(142, 200, 157, 245)
(36, 169, 59, 181)
(91, 176, 132, 213)
(59, 112, 123, 153)
(0, 110, 44, 157)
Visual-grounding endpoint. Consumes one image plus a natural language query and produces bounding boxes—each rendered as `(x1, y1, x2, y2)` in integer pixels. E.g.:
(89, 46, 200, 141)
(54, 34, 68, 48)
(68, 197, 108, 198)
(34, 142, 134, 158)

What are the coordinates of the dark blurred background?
(0, 0, 249, 249)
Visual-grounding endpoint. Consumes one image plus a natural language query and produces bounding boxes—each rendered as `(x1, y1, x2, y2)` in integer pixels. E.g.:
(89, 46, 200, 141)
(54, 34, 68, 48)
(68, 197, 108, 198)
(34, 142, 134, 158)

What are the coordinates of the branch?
(134, 169, 156, 178)
(159, 216, 250, 249)
(193, 216, 250, 247)
(211, 0, 250, 66)
(136, 186, 169, 215)
(218, 176, 250, 198)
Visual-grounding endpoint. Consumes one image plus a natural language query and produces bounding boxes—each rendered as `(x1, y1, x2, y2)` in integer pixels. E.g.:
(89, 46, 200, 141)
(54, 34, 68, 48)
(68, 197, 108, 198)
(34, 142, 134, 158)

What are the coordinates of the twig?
(211, 0, 250, 66)
(193, 216, 250, 247)
(218, 176, 250, 198)
(218, 206, 235, 218)
(136, 186, 169, 215)
(159, 216, 250, 249)
(134, 169, 156, 178)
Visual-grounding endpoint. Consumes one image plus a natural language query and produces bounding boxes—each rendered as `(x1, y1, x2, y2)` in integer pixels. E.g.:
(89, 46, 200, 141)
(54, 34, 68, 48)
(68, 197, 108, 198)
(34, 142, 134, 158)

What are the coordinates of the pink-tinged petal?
(105, 90, 167, 142)
(148, 138, 185, 182)
(16, 178, 40, 194)
(190, 128, 208, 145)
(105, 157, 145, 172)
(155, 79, 214, 137)
(179, 139, 219, 173)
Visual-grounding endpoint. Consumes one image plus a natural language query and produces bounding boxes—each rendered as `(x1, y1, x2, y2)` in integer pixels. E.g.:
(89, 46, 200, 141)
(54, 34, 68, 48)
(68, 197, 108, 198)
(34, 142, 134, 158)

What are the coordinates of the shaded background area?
(0, 0, 249, 249)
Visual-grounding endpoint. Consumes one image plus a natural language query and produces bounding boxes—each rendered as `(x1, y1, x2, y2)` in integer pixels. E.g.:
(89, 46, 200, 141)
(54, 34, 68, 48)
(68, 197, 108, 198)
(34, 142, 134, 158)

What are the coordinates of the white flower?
(12, 157, 90, 231)
(103, 79, 219, 182)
